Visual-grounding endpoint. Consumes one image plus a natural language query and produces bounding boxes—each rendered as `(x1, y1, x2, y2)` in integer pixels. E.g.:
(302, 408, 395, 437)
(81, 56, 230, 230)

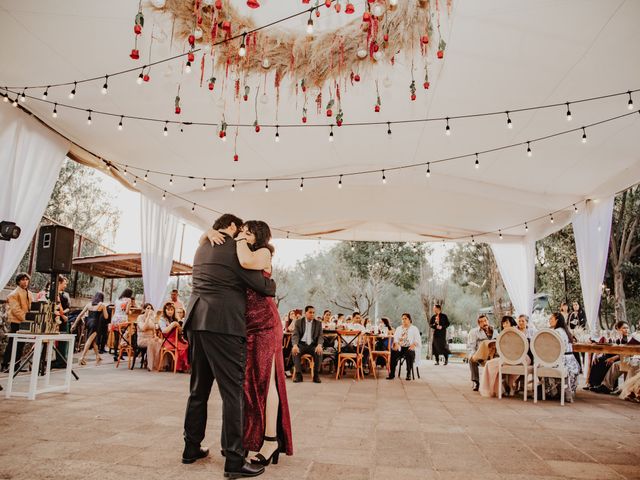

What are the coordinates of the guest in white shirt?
(467, 314, 496, 391)
(516, 314, 536, 339)
(168, 289, 185, 320)
(387, 313, 421, 381)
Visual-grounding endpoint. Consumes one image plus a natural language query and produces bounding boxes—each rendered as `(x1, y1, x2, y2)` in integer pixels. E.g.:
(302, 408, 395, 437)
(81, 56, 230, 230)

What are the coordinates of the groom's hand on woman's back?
(206, 228, 226, 246)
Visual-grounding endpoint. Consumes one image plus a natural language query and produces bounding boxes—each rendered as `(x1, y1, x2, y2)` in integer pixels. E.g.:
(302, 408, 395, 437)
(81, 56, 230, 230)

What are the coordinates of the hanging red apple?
(383, 33, 389, 42)
(325, 0, 331, 7)
(421, 35, 429, 45)
(437, 50, 444, 59)
(175, 106, 181, 114)
(222, 21, 231, 32)
(247, 0, 260, 8)
(423, 81, 430, 89)
(354, 74, 360, 82)
(188, 52, 195, 62)
(130, 49, 140, 59)
(134, 24, 142, 35)
(345, 3, 355, 13)
(302, 116, 307, 123)
(326, 109, 333, 117)
(188, 34, 196, 47)
(411, 94, 416, 101)
(374, 105, 380, 112)
(362, 12, 371, 22)
(215, 0, 222, 9)
(234, 154, 239, 161)
(143, 74, 150, 82)
(254, 124, 260, 132)
(335, 2, 341, 12)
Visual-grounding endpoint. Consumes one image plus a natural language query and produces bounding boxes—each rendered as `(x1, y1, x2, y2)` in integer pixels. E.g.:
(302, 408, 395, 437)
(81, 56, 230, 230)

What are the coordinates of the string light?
(42, 87, 49, 100)
(137, 71, 144, 85)
(524, 222, 528, 232)
(191, 203, 196, 212)
(118, 116, 123, 131)
(338, 175, 343, 189)
(566, 102, 572, 121)
(627, 91, 634, 110)
(133, 177, 137, 186)
(2, 92, 8, 103)
(86, 110, 92, 125)
(169, 174, 173, 185)
(68, 82, 76, 99)
(12, 96, 18, 107)
(144, 170, 149, 181)
(162, 191, 166, 201)
(475, 153, 480, 169)
(52, 103, 58, 118)
(506, 111, 513, 129)
(20, 90, 26, 103)
(163, 121, 168, 136)
(123, 168, 128, 176)
(299, 177, 304, 191)
(265, 179, 269, 192)
(382, 170, 387, 184)
(202, 178, 207, 191)
(550, 214, 554, 224)
(426, 163, 431, 178)
(387, 122, 392, 136)
(230, 179, 236, 192)
(471, 235, 475, 244)
(499, 230, 503, 240)
(238, 33, 247, 57)
(101, 75, 108, 95)
(574, 204, 578, 213)
(526, 142, 532, 157)
(329, 125, 334, 142)
(445, 117, 451, 136)
(306, 14, 314, 35)
(581, 127, 587, 143)
(275, 125, 280, 142)
(185, 59, 192, 74)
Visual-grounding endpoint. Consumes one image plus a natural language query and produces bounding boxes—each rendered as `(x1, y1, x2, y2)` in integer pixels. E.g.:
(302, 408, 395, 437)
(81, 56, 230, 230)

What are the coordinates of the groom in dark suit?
(182, 214, 276, 479)
(291, 305, 323, 383)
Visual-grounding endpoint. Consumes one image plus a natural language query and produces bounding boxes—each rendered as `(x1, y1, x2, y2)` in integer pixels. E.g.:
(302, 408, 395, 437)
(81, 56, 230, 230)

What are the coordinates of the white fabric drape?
(0, 107, 69, 289)
(572, 197, 615, 332)
(490, 240, 536, 317)
(140, 196, 179, 310)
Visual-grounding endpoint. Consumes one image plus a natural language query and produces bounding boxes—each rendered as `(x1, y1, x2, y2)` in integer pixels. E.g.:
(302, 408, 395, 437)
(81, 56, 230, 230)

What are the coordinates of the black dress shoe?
(405, 376, 411, 381)
(313, 376, 322, 384)
(386, 375, 395, 380)
(292, 373, 303, 383)
(182, 446, 209, 464)
(472, 381, 479, 391)
(224, 462, 265, 479)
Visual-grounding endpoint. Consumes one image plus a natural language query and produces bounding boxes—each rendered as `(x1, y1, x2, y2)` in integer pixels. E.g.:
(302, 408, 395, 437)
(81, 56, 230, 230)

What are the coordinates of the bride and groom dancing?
(182, 214, 293, 479)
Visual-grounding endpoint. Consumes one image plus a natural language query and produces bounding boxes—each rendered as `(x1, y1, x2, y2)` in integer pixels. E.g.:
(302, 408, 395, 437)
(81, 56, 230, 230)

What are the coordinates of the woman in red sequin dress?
(209, 220, 293, 465)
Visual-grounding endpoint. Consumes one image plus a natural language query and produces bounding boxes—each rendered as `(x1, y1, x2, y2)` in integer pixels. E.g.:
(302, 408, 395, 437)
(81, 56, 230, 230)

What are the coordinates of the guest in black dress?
(429, 305, 450, 365)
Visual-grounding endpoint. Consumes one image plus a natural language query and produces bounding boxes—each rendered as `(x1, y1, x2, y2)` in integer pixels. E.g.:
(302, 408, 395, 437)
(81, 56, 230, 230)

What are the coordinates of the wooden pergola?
(72, 253, 192, 279)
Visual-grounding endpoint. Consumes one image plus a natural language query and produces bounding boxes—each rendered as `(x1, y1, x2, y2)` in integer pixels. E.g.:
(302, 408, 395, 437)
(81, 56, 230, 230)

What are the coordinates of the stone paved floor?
(1, 357, 639, 480)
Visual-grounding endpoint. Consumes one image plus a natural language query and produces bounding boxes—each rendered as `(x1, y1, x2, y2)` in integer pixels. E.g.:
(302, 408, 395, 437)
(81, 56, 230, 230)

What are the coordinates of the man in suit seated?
(467, 314, 496, 391)
(291, 305, 323, 383)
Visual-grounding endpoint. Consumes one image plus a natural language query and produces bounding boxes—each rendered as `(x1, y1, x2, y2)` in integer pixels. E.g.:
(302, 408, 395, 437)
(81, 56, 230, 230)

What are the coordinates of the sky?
(101, 170, 451, 271)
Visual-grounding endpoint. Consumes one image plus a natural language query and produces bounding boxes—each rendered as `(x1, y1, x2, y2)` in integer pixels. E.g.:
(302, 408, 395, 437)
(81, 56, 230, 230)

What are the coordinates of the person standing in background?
(1, 273, 33, 372)
(429, 304, 450, 365)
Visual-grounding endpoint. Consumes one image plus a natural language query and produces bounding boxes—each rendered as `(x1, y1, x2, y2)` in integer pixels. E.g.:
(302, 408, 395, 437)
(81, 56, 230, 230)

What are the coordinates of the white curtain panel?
(572, 197, 615, 332)
(140, 195, 178, 310)
(0, 107, 69, 289)
(490, 240, 536, 317)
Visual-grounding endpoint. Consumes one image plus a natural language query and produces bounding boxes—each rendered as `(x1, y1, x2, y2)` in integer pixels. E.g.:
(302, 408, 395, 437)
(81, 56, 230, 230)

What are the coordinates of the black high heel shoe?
(250, 436, 281, 466)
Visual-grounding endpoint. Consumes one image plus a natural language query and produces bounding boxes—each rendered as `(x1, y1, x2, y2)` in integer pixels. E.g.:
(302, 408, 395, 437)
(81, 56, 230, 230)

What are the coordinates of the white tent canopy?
(0, 0, 639, 244)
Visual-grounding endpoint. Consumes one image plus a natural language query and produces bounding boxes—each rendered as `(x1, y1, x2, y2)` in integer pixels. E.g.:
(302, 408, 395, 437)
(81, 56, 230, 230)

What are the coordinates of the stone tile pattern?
(1, 357, 639, 480)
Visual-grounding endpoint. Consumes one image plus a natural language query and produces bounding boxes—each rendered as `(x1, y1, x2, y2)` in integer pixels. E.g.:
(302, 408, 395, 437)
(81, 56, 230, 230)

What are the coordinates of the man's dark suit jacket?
(291, 318, 324, 348)
(184, 233, 276, 337)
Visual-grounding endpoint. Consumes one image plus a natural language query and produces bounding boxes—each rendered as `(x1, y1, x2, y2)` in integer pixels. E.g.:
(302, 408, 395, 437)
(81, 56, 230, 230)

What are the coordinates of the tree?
(608, 187, 640, 323)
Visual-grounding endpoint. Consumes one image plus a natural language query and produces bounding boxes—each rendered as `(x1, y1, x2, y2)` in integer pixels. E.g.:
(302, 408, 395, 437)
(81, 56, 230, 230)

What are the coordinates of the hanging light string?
(1, 84, 637, 132)
(1, 2, 328, 91)
(108, 108, 640, 184)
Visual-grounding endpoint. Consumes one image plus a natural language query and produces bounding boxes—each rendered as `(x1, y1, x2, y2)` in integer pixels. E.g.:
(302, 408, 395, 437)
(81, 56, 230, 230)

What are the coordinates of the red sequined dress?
(243, 271, 293, 455)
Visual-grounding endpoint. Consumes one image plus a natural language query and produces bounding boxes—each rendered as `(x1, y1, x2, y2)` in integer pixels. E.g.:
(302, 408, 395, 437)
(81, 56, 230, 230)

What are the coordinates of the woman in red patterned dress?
(207, 220, 293, 465)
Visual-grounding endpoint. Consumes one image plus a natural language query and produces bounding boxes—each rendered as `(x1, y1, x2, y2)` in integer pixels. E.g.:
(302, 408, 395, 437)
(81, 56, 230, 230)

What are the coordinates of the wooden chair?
(368, 334, 393, 378)
(292, 354, 315, 380)
(336, 330, 365, 380)
(531, 328, 568, 406)
(159, 325, 181, 373)
(115, 322, 135, 369)
(496, 328, 533, 401)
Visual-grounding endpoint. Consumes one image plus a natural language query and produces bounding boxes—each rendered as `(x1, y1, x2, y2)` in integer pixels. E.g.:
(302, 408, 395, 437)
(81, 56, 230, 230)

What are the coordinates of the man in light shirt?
(387, 313, 421, 381)
(467, 314, 496, 391)
(169, 289, 185, 320)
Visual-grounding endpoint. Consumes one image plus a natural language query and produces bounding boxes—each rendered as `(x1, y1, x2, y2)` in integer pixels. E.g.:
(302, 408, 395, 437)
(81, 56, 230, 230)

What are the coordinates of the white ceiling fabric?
(1, 0, 639, 243)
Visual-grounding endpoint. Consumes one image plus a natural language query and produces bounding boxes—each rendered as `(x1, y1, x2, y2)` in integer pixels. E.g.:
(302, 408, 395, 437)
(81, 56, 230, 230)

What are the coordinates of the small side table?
(4, 333, 76, 400)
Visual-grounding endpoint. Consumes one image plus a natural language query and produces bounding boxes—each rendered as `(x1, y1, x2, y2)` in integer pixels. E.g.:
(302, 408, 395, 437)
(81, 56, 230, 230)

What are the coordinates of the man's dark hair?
(15, 272, 30, 283)
(213, 213, 244, 230)
(352, 311, 361, 317)
(434, 304, 442, 310)
(304, 305, 315, 313)
(171, 289, 179, 294)
(337, 313, 344, 319)
(477, 314, 488, 322)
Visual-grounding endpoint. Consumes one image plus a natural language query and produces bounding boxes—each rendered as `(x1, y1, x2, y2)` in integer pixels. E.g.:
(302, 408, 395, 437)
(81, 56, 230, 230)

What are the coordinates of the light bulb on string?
(191, 203, 196, 213)
(581, 127, 587, 143)
(101, 76, 109, 95)
(69, 82, 77, 99)
(163, 121, 169, 136)
(169, 175, 173, 185)
(445, 117, 451, 136)
(275, 126, 280, 142)
(123, 168, 128, 177)
(202, 179, 207, 191)
(475, 153, 480, 169)
(350, 242, 355, 252)
(185, 61, 192, 74)
(42, 87, 49, 100)
(499, 230, 503, 240)
(299, 178, 304, 191)
(338, 175, 343, 189)
(86, 110, 92, 125)
(565, 102, 572, 121)
(382, 170, 387, 184)
(506, 111, 513, 129)
(471, 235, 475, 244)
(526, 142, 532, 157)
(265, 179, 269, 193)
(387, 122, 392, 137)
(306, 16, 314, 35)
(329, 125, 334, 142)
(12, 97, 18, 107)
(137, 71, 144, 85)
(133, 177, 138, 186)
(118, 116, 123, 131)
(52, 103, 58, 118)
(238, 33, 247, 57)
(231, 180, 236, 192)
(550, 214, 554, 224)
(426, 163, 431, 178)
(162, 191, 166, 201)
(627, 91, 633, 110)
(144, 170, 149, 181)
(2, 93, 8, 103)
(524, 222, 528, 232)
(20, 90, 26, 103)
(573, 204, 578, 213)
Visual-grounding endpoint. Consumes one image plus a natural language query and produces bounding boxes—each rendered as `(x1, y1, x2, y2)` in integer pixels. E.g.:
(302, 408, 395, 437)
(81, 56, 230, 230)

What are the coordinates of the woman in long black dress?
(429, 304, 450, 365)
(78, 292, 108, 366)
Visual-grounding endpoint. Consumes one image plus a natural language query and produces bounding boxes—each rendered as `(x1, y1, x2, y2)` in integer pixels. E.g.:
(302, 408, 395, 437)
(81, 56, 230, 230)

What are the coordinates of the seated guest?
(586, 320, 630, 390)
(592, 321, 630, 394)
(480, 316, 526, 398)
(336, 313, 345, 326)
(379, 317, 394, 335)
(543, 312, 580, 402)
(136, 303, 162, 371)
(501, 316, 517, 331)
(467, 314, 496, 391)
(321, 310, 333, 328)
(516, 314, 536, 339)
(158, 302, 190, 372)
(1, 273, 33, 372)
(168, 289, 185, 320)
(283, 310, 297, 332)
(291, 305, 323, 383)
(387, 313, 421, 381)
(78, 292, 108, 366)
(111, 288, 134, 360)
